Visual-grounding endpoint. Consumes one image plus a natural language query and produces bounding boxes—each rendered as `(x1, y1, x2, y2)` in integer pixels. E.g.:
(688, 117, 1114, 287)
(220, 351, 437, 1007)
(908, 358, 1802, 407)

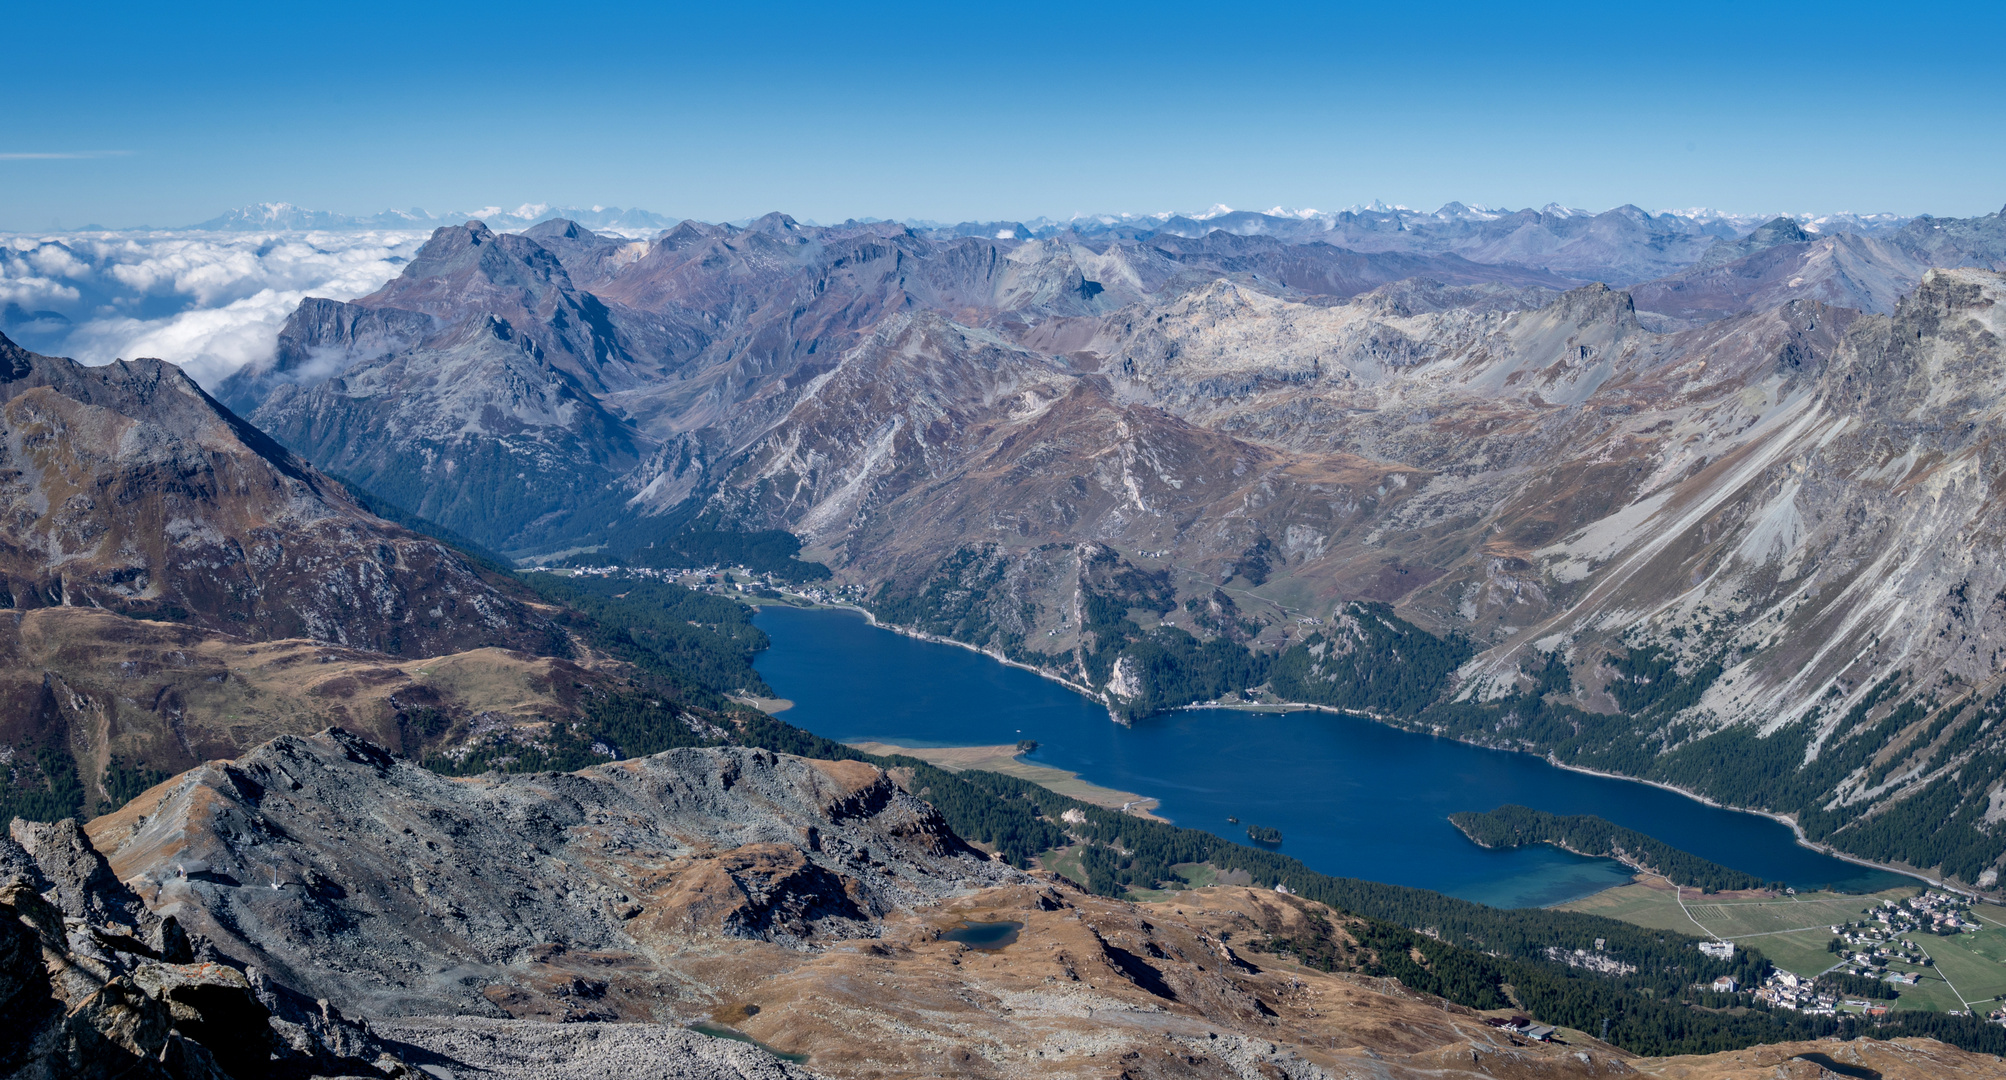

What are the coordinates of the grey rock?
(374, 1016, 819, 1080)
(0, 823, 414, 1079)
(85, 730, 1020, 1019)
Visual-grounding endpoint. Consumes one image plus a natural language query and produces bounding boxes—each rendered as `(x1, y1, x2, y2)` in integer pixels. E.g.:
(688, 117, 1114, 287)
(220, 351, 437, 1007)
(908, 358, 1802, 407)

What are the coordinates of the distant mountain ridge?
(188, 200, 678, 234)
(183, 199, 1920, 244)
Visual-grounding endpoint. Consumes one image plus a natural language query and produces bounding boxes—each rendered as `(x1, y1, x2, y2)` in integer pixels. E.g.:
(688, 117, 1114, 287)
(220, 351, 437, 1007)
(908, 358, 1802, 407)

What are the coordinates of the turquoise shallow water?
(753, 606, 1911, 908)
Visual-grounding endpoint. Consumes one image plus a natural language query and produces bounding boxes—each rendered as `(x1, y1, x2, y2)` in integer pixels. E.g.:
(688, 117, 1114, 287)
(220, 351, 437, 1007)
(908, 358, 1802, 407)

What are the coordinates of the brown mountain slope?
(0, 606, 599, 816)
(0, 333, 598, 819)
(0, 332, 555, 657)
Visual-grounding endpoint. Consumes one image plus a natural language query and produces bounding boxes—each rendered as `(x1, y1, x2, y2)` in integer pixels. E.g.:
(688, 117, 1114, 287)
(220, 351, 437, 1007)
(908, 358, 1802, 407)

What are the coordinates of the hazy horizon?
(5, 0, 2004, 232)
(0, 197, 1963, 235)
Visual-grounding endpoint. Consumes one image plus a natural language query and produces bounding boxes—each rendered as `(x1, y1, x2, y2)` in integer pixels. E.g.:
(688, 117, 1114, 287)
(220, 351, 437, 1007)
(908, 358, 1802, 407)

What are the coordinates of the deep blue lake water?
(752, 606, 1911, 908)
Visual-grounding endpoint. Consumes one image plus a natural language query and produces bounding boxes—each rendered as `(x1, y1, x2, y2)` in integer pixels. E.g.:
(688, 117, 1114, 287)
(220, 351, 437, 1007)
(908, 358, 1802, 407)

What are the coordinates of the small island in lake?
(1246, 824, 1282, 845)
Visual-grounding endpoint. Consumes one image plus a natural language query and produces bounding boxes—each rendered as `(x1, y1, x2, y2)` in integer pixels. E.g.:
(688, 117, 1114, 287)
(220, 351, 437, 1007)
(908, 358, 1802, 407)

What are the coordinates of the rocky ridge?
(0, 811, 816, 1079)
(2, 815, 417, 1079)
(9, 731, 2004, 1079)
(83, 729, 1016, 1019)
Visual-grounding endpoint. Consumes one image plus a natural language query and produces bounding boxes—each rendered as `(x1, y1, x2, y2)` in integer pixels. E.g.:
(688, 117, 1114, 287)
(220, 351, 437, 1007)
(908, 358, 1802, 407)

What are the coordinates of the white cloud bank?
(0, 229, 425, 388)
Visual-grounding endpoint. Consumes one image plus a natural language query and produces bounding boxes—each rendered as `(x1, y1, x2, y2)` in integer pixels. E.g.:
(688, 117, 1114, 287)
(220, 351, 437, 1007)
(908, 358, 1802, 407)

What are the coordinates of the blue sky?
(4, 0, 2002, 230)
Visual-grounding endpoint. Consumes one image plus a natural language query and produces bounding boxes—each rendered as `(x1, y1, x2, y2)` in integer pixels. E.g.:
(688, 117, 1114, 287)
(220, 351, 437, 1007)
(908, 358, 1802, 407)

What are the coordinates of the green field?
(1556, 883, 1899, 979)
(1556, 882, 1910, 952)
(1035, 845, 1090, 887)
(1556, 880, 2006, 1013)
(1916, 930, 2006, 1009)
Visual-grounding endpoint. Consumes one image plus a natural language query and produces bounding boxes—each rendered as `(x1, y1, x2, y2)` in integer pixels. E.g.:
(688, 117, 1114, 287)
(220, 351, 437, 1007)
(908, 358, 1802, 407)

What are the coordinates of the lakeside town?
(525, 562, 863, 609)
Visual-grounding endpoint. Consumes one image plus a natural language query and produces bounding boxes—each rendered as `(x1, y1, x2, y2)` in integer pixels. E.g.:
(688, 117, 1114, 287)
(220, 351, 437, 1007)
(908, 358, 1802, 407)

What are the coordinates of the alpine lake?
(752, 606, 1911, 909)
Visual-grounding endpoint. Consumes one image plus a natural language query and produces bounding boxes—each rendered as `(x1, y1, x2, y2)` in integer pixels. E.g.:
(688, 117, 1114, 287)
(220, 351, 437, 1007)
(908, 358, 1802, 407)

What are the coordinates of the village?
(1740, 890, 1998, 1020)
(526, 561, 863, 609)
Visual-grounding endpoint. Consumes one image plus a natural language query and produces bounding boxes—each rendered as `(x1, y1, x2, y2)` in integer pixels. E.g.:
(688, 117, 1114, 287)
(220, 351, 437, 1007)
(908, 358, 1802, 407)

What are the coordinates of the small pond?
(687, 1022, 810, 1064)
(941, 920, 1025, 950)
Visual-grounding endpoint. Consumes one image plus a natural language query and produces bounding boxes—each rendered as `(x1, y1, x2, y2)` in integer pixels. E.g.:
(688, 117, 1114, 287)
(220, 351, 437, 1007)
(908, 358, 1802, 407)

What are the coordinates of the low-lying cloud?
(1, 229, 424, 388)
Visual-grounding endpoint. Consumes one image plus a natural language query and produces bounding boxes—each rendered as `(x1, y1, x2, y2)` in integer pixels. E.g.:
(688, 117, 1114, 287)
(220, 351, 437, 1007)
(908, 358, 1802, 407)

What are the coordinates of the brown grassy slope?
(0, 607, 596, 812)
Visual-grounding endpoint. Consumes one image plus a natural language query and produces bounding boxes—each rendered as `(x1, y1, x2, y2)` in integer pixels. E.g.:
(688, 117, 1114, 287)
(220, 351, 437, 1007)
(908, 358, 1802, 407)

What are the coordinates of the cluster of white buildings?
(1752, 970, 1842, 1014)
(1830, 922, 1927, 972)
(1747, 890, 1992, 1016)
(1825, 892, 1978, 983)
(521, 562, 862, 608)
(1833, 891, 1980, 940)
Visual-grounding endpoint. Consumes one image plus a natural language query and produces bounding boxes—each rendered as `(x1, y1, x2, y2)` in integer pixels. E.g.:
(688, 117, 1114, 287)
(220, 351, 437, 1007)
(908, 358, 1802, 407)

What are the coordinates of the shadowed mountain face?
(152, 204, 2006, 891)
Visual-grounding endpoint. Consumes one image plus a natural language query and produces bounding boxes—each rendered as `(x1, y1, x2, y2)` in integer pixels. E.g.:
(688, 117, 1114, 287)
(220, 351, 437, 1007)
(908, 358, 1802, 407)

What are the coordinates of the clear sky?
(4, 0, 2002, 230)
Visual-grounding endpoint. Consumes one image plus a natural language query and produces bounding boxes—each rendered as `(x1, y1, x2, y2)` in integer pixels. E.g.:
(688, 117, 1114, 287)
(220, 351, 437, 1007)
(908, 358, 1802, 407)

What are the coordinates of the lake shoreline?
(1535, 757, 1961, 898)
(754, 602, 1909, 903)
(749, 599, 1106, 702)
(843, 740, 1168, 822)
(1200, 700, 1946, 898)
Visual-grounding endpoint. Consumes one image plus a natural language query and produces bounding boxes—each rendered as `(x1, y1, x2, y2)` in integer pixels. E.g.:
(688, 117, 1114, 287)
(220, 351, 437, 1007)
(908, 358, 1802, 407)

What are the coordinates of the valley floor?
(1557, 880, 2006, 1015)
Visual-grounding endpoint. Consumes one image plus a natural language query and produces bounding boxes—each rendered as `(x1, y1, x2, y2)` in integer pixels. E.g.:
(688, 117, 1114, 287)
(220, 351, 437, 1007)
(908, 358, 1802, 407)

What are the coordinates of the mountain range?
(8, 194, 2006, 1076)
(185, 199, 2006, 896)
(186, 202, 680, 235)
(176, 200, 1922, 247)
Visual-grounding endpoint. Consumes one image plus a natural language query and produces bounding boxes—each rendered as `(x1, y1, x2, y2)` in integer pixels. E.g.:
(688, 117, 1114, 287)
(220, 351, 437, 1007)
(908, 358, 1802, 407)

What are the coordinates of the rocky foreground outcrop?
(1, 816, 416, 1079)
(0, 825, 812, 1080)
(82, 730, 1017, 1020)
(5, 731, 1988, 1079)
